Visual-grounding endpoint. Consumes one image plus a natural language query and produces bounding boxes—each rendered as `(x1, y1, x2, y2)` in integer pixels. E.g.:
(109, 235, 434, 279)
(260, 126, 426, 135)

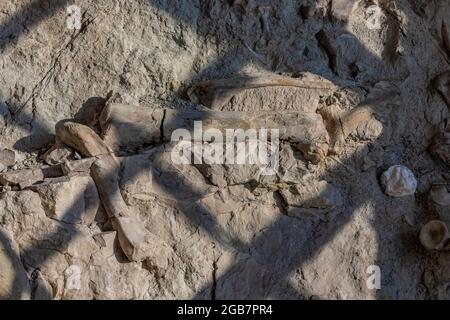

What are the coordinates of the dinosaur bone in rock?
(187, 74, 342, 110)
(56, 121, 152, 262)
(101, 103, 330, 164)
(319, 104, 373, 152)
(99, 104, 164, 151)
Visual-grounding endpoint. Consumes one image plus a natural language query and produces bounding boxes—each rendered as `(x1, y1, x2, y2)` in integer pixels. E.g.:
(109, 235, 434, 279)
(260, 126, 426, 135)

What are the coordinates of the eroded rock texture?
(0, 0, 449, 300)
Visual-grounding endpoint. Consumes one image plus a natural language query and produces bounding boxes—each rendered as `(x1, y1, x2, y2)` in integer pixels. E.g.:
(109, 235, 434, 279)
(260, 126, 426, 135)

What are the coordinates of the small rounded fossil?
(381, 165, 417, 197)
(420, 220, 450, 251)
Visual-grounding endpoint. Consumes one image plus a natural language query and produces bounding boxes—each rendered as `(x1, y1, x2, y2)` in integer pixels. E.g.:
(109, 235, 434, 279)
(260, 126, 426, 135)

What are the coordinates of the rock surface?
(29, 175, 99, 225)
(0, 0, 449, 300)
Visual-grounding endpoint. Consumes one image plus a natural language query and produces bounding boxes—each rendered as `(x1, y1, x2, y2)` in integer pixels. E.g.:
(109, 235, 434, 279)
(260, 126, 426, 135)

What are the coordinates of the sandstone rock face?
(0, 0, 448, 300)
(381, 166, 418, 197)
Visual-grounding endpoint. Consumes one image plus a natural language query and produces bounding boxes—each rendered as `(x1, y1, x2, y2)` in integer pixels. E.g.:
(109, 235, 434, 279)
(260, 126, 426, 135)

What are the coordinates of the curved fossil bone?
(56, 121, 151, 262)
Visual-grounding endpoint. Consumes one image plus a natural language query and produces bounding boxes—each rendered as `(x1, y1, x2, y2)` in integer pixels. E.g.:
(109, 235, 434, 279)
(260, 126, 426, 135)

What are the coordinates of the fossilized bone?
(434, 71, 450, 110)
(100, 103, 330, 164)
(420, 220, 450, 251)
(318, 104, 373, 152)
(56, 121, 151, 262)
(187, 74, 342, 110)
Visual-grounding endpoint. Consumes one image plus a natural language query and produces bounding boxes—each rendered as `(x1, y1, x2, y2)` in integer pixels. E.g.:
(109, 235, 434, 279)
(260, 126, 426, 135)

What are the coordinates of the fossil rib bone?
(56, 121, 151, 262)
(187, 74, 341, 109)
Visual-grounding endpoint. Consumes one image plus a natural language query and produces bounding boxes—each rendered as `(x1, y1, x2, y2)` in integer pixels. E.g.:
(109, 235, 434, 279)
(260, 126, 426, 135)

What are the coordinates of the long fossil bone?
(100, 103, 330, 164)
(56, 121, 151, 262)
(187, 74, 342, 109)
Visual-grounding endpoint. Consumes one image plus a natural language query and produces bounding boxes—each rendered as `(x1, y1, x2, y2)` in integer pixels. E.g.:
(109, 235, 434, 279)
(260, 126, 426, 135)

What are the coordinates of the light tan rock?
(61, 158, 96, 175)
(42, 140, 75, 166)
(0, 149, 15, 169)
(29, 175, 99, 225)
(0, 166, 63, 189)
(331, 0, 360, 22)
(199, 185, 255, 215)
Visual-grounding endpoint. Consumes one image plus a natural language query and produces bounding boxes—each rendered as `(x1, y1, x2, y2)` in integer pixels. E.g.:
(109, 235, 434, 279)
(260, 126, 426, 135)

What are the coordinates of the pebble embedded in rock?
(381, 165, 417, 197)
